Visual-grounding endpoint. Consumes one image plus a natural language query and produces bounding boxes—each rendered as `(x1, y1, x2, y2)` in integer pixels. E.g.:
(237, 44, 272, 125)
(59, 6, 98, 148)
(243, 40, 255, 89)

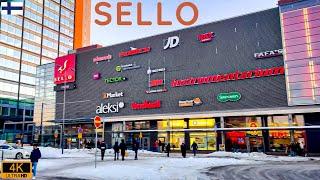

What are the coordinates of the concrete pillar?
(166, 119, 170, 143)
(288, 114, 295, 143)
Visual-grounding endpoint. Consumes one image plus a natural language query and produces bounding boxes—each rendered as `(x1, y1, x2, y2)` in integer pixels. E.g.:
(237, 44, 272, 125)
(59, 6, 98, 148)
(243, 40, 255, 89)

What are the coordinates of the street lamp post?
(61, 72, 67, 154)
(39, 102, 44, 146)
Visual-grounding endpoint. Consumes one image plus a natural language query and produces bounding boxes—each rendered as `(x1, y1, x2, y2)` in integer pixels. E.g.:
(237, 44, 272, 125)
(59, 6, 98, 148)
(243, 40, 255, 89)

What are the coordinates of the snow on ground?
(23, 146, 94, 158)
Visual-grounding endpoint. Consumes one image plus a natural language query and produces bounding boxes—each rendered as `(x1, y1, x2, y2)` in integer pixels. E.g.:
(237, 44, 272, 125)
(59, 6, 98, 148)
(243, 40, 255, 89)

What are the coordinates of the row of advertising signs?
(96, 92, 242, 114)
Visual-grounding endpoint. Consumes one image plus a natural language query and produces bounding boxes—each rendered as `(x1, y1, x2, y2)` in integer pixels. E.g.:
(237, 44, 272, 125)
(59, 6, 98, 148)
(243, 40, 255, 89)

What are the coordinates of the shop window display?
(189, 118, 217, 150)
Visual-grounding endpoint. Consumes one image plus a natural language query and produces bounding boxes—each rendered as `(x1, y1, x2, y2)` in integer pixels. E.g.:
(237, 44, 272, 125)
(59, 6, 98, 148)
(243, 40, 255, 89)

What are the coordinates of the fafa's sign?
(119, 47, 151, 57)
(254, 49, 283, 59)
(179, 97, 202, 107)
(102, 92, 124, 99)
(171, 66, 285, 88)
(131, 100, 161, 110)
(198, 32, 215, 43)
(93, 54, 112, 63)
(54, 54, 76, 85)
(96, 102, 125, 114)
(164, 36, 180, 50)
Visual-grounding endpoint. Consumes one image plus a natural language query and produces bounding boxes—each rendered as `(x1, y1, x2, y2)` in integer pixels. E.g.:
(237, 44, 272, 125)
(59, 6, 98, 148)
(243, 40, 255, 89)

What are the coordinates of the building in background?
(0, 0, 91, 143)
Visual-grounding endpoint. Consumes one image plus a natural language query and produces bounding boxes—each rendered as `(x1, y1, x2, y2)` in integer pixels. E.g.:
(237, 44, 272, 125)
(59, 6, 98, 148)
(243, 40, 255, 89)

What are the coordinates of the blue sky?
(91, 0, 278, 46)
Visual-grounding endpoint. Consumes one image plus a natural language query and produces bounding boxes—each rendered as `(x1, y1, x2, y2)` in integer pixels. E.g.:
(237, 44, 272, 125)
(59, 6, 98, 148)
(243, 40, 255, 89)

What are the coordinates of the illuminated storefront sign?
(53, 83, 76, 91)
(96, 102, 125, 114)
(93, 73, 101, 80)
(93, 54, 112, 63)
(146, 88, 167, 94)
(198, 32, 215, 43)
(149, 79, 164, 87)
(171, 66, 285, 88)
(131, 100, 161, 110)
(147, 68, 166, 75)
(54, 54, 76, 85)
(119, 47, 151, 57)
(217, 92, 241, 102)
(164, 36, 180, 50)
(116, 63, 141, 72)
(254, 49, 283, 59)
(102, 92, 124, 99)
(105, 77, 127, 83)
(179, 97, 202, 107)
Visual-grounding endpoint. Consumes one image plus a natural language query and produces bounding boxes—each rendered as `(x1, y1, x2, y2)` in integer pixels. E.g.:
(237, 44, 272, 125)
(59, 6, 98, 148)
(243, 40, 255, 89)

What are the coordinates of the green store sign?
(217, 92, 241, 102)
(105, 77, 127, 84)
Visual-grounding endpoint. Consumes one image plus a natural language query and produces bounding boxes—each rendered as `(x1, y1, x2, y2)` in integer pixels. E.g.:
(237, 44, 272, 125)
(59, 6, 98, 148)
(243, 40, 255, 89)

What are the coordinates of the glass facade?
(280, 3, 320, 105)
(0, 0, 75, 125)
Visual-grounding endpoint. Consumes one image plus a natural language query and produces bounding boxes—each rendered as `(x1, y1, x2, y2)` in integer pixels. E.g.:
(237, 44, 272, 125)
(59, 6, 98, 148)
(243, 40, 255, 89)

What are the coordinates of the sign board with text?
(1, 160, 32, 179)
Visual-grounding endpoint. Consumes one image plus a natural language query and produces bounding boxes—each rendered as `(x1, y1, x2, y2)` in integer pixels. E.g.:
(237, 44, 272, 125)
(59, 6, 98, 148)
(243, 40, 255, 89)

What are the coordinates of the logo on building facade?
(254, 49, 283, 59)
(146, 67, 167, 94)
(119, 47, 151, 57)
(53, 83, 77, 92)
(96, 102, 125, 114)
(179, 97, 202, 107)
(171, 66, 285, 88)
(102, 92, 124, 99)
(105, 77, 127, 83)
(93, 54, 112, 63)
(217, 92, 241, 102)
(164, 36, 180, 50)
(54, 54, 76, 85)
(131, 100, 161, 110)
(115, 63, 141, 72)
(93, 73, 101, 80)
(198, 32, 215, 43)
(149, 79, 164, 87)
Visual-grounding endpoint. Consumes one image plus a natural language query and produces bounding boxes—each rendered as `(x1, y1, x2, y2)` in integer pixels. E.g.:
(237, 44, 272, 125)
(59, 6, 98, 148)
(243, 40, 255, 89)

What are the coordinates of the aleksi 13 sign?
(164, 36, 179, 50)
(54, 54, 76, 85)
(217, 92, 241, 102)
(254, 49, 283, 59)
(96, 102, 125, 114)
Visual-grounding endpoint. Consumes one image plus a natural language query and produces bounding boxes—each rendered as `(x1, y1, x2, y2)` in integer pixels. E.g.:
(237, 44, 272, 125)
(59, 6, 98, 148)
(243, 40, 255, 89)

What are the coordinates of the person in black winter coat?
(119, 139, 127, 161)
(166, 143, 171, 157)
(191, 141, 198, 156)
(181, 143, 187, 158)
(100, 141, 107, 160)
(113, 141, 120, 161)
(132, 140, 139, 160)
(30, 144, 41, 179)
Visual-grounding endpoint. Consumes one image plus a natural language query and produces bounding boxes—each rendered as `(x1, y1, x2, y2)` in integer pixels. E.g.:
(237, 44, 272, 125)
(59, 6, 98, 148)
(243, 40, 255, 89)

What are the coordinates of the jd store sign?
(217, 92, 241, 103)
(96, 102, 125, 114)
(164, 36, 180, 50)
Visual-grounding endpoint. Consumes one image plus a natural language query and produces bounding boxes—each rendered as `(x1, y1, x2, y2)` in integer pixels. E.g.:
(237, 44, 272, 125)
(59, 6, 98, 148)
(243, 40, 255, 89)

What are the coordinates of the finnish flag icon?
(1, 0, 24, 15)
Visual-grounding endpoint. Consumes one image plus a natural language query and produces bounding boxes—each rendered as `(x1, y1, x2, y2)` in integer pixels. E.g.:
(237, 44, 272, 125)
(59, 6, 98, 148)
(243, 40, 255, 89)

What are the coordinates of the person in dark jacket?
(30, 144, 41, 179)
(113, 141, 120, 161)
(100, 141, 107, 160)
(119, 139, 127, 161)
(166, 143, 171, 157)
(132, 140, 139, 160)
(191, 141, 198, 156)
(181, 143, 187, 158)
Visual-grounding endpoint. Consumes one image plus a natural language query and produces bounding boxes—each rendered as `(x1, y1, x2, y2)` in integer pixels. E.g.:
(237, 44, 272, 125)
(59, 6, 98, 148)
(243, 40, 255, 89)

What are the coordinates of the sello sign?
(95, 1, 199, 26)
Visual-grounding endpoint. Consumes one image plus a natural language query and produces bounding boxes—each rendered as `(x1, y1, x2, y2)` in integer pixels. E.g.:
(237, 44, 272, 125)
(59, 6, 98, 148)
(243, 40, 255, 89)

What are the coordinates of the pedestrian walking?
(30, 144, 41, 179)
(153, 140, 159, 152)
(162, 142, 165, 153)
(113, 141, 120, 161)
(119, 139, 127, 161)
(181, 142, 187, 158)
(100, 141, 107, 160)
(132, 140, 139, 160)
(191, 141, 198, 156)
(166, 143, 170, 157)
(158, 140, 162, 152)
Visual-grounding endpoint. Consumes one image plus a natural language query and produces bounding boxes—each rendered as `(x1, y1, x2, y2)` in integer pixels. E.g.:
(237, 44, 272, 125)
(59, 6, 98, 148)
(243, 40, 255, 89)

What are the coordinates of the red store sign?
(93, 54, 112, 63)
(198, 32, 215, 43)
(149, 79, 164, 87)
(119, 47, 151, 57)
(171, 66, 285, 88)
(131, 100, 161, 110)
(54, 54, 76, 85)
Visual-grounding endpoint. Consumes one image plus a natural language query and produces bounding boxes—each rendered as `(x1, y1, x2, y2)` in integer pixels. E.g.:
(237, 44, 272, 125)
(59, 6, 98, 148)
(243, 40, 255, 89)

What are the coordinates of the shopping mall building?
(51, 0, 320, 154)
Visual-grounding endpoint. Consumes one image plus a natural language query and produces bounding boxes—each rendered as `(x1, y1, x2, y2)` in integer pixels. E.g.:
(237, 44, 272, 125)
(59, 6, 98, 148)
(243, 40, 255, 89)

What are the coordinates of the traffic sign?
(94, 116, 102, 128)
(1, 160, 32, 179)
